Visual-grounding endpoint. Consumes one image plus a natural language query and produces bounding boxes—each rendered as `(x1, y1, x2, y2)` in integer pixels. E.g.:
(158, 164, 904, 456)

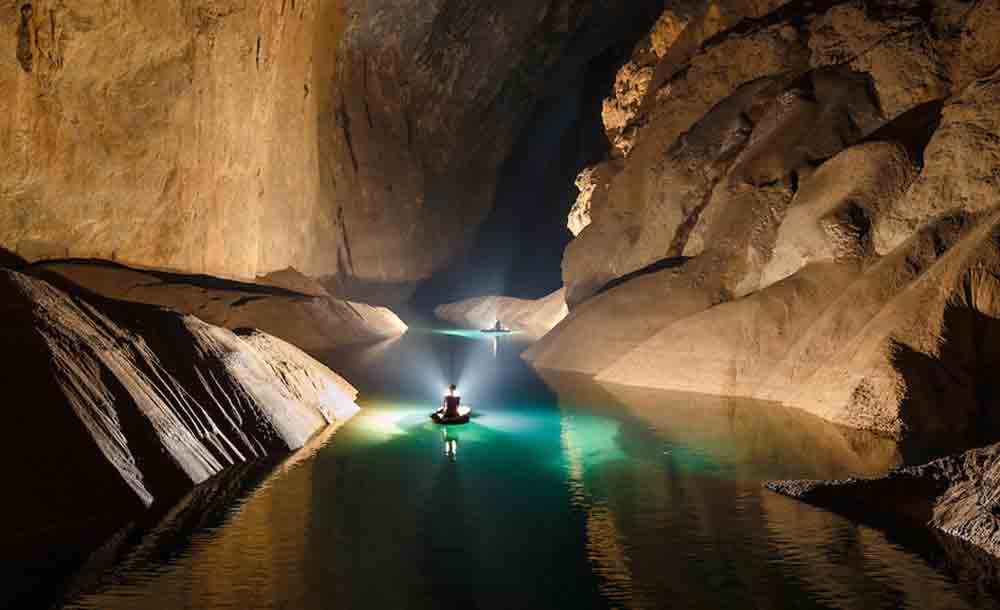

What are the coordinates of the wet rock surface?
(0, 268, 360, 546)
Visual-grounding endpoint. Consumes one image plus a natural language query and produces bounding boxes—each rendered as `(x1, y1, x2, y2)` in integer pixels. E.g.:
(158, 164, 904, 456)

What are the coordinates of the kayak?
(480, 328, 512, 334)
(431, 406, 471, 425)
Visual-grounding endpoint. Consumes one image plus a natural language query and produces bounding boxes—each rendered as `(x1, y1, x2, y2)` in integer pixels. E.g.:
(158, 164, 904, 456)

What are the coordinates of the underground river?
(51, 326, 1000, 609)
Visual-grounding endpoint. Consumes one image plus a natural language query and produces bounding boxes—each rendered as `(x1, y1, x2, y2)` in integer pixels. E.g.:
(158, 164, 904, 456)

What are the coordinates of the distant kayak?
(480, 328, 512, 334)
(430, 406, 471, 425)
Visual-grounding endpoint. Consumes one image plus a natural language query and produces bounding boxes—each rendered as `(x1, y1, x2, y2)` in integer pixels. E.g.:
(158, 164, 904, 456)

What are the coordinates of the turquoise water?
(57, 328, 1000, 609)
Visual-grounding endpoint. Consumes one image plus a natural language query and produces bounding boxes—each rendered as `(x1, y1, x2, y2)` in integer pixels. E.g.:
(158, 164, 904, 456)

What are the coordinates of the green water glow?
(55, 328, 1000, 610)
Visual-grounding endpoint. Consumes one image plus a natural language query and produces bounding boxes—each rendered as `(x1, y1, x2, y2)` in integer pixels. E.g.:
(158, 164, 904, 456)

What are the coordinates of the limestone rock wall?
(529, 0, 1000, 448)
(0, 268, 360, 539)
(561, 0, 1000, 307)
(0, 0, 663, 291)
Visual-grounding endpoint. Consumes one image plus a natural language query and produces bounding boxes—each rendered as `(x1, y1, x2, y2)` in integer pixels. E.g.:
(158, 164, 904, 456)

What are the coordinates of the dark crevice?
(337, 93, 359, 173)
(596, 256, 691, 298)
(16, 3, 33, 73)
(25, 258, 315, 299)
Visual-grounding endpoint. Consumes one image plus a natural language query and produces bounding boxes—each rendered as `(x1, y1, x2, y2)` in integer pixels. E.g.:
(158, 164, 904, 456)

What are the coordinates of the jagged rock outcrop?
(29, 260, 406, 353)
(767, 442, 1000, 558)
(561, 0, 1000, 308)
(528, 1, 1000, 451)
(0, 0, 662, 293)
(0, 268, 359, 541)
(434, 289, 568, 338)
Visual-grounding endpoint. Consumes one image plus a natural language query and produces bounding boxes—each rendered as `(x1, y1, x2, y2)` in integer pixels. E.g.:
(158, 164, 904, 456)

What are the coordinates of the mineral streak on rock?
(16, 3, 32, 73)
(0, 269, 360, 541)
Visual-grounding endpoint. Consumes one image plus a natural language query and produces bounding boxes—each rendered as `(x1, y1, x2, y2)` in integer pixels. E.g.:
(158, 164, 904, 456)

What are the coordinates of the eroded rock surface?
(0, 269, 359, 540)
(528, 2, 1000, 453)
(434, 289, 568, 338)
(29, 260, 406, 353)
(560, 0, 1000, 307)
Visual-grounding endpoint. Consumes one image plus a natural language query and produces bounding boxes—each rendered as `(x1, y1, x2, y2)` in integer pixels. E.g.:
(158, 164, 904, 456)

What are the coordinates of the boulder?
(434, 289, 568, 338)
(27, 261, 406, 354)
(767, 442, 1000, 558)
(0, 269, 360, 541)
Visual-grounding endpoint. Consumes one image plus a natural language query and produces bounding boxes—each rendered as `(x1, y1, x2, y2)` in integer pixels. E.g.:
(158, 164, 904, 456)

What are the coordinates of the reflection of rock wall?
(434, 289, 568, 338)
(768, 442, 1000, 560)
(547, 373, 979, 606)
(0, 269, 359, 542)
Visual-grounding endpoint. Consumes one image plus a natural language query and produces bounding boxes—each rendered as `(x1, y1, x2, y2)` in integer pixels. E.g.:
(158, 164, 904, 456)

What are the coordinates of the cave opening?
(409, 11, 658, 311)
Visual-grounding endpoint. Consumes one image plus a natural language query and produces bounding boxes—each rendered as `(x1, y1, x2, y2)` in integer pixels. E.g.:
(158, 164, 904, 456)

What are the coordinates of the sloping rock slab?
(30, 260, 407, 354)
(767, 443, 1000, 558)
(434, 289, 568, 338)
(0, 269, 359, 542)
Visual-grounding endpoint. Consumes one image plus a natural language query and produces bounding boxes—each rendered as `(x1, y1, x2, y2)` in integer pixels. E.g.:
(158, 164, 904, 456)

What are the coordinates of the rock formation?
(29, 260, 407, 354)
(0, 268, 360, 543)
(767, 442, 1000, 558)
(0, 0, 662, 294)
(434, 289, 568, 338)
(528, 1, 1000, 447)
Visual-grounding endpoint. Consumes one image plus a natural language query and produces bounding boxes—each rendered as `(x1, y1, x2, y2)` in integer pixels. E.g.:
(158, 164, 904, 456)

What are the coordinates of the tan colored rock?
(0, 1, 344, 281)
(598, 211, 1000, 445)
(759, 141, 918, 288)
(32, 261, 407, 353)
(434, 289, 568, 338)
(875, 69, 1000, 254)
(0, 1, 660, 288)
(0, 268, 359, 536)
(568, 165, 599, 237)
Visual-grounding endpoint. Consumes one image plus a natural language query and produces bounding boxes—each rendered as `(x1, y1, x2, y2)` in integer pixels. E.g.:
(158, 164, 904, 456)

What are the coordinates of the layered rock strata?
(434, 289, 568, 338)
(29, 260, 406, 353)
(0, 269, 360, 541)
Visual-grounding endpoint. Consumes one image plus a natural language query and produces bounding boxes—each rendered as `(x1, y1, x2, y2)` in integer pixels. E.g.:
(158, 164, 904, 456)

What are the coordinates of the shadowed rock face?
(0, 269, 360, 543)
(767, 442, 1000, 559)
(0, 0, 663, 292)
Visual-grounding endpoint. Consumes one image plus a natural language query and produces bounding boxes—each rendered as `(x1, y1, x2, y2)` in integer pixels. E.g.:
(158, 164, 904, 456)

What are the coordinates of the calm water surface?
(59, 327, 1000, 609)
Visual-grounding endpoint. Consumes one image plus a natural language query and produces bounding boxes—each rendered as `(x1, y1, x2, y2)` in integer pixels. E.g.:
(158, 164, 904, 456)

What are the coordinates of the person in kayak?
(437, 384, 461, 419)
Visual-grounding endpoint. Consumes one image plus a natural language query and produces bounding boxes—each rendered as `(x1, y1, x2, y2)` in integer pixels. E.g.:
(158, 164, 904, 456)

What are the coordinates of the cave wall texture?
(0, 0, 663, 293)
(526, 0, 1000, 449)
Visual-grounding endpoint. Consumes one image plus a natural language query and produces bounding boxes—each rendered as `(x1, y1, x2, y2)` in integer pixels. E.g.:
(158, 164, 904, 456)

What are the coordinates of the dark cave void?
(411, 9, 661, 310)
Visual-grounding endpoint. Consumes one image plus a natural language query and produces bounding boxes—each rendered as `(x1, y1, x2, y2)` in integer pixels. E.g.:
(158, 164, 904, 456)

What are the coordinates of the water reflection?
(544, 371, 996, 609)
(442, 428, 459, 461)
(44, 329, 1000, 610)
